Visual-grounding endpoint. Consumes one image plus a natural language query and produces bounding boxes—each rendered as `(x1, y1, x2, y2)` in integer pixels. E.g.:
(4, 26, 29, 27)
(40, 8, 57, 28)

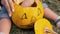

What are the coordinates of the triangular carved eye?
(31, 16, 36, 22)
(21, 13, 27, 19)
(38, 8, 41, 16)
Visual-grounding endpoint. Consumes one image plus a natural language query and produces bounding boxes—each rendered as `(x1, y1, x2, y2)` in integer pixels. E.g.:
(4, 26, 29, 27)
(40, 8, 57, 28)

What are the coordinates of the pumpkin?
(34, 18, 53, 34)
(11, 0, 44, 29)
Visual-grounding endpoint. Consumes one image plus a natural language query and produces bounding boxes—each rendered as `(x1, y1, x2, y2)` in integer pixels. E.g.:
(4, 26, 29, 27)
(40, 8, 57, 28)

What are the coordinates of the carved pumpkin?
(11, 0, 44, 29)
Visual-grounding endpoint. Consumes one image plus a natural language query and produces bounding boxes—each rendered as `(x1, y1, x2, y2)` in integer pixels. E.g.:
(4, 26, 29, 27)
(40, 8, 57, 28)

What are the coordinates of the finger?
(1, 0, 5, 5)
(4, 0, 12, 16)
(8, 0, 14, 12)
(13, 0, 18, 4)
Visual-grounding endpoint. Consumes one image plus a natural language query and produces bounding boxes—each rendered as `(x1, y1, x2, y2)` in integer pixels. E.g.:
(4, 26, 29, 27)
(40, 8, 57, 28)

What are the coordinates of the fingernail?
(9, 14, 11, 17)
(12, 9, 14, 12)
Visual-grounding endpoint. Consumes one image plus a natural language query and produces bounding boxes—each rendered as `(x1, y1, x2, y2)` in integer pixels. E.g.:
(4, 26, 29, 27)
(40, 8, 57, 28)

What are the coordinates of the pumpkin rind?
(11, 0, 44, 29)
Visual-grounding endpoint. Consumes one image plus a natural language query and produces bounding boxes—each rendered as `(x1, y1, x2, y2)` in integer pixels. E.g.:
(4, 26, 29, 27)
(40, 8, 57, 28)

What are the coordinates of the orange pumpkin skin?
(11, 0, 44, 29)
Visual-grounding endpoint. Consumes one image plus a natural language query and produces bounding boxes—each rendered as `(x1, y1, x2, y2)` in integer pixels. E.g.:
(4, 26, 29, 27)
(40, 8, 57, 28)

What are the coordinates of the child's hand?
(1, 0, 34, 16)
(21, 0, 34, 7)
(1, 0, 13, 16)
(1, 0, 18, 17)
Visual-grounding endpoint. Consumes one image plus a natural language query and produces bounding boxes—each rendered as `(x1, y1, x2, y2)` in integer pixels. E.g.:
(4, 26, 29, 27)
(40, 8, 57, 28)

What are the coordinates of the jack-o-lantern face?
(11, 0, 44, 29)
